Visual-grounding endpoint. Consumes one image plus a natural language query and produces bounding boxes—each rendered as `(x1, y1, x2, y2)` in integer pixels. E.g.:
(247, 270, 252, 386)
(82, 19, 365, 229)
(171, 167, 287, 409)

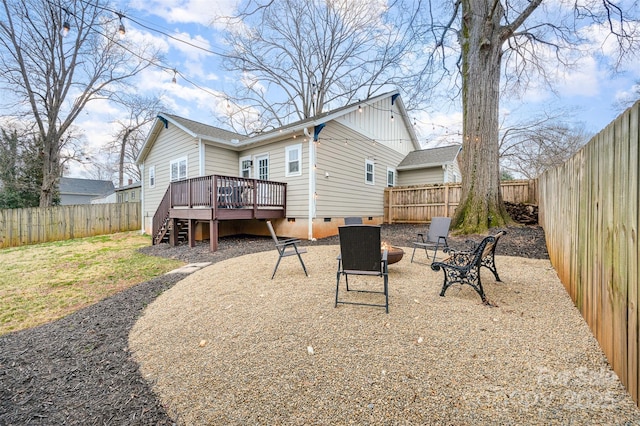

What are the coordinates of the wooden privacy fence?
(539, 100, 639, 406)
(0, 202, 141, 249)
(384, 179, 538, 223)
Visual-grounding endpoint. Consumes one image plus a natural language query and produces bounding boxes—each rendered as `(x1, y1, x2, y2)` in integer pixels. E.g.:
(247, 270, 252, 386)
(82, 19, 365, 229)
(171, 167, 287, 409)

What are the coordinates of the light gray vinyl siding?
(141, 124, 199, 228)
(336, 96, 415, 156)
(315, 122, 405, 217)
(238, 136, 309, 217)
(203, 144, 239, 176)
(397, 168, 445, 186)
(445, 161, 462, 182)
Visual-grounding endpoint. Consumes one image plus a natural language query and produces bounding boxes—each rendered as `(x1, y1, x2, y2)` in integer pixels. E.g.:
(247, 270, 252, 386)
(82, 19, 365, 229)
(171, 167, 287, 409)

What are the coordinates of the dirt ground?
(138, 223, 549, 264)
(0, 224, 548, 425)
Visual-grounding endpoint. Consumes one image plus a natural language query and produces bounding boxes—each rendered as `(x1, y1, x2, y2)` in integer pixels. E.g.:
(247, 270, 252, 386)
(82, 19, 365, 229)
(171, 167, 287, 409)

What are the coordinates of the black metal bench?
(431, 231, 506, 305)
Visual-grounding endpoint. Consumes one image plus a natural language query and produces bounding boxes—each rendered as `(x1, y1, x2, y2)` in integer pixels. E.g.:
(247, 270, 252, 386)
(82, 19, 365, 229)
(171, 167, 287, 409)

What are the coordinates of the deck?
(152, 175, 286, 251)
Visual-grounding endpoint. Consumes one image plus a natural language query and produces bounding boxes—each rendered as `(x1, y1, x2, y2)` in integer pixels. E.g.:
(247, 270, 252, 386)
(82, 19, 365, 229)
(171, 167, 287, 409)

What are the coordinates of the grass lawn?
(0, 232, 185, 336)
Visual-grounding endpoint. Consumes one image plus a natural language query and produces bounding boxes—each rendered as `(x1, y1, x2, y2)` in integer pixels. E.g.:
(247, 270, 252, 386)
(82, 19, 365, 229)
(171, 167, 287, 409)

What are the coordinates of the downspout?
(139, 163, 145, 233)
(304, 128, 315, 240)
(198, 137, 205, 176)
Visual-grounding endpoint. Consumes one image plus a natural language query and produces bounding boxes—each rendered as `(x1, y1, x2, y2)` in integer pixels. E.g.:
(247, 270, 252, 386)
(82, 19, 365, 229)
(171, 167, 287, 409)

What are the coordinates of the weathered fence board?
(0, 203, 141, 249)
(384, 180, 537, 223)
(539, 100, 640, 406)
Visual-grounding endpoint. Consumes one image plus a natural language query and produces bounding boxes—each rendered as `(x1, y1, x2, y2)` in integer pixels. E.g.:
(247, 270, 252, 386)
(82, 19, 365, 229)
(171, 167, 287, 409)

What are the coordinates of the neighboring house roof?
(59, 177, 115, 197)
(136, 89, 421, 163)
(115, 181, 141, 192)
(397, 144, 462, 171)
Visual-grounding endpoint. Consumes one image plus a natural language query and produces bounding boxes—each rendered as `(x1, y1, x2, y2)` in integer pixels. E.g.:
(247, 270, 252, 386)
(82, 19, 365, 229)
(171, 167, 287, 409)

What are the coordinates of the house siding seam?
(336, 98, 414, 156)
(237, 138, 310, 217)
(397, 168, 445, 186)
(314, 122, 405, 218)
(141, 125, 199, 232)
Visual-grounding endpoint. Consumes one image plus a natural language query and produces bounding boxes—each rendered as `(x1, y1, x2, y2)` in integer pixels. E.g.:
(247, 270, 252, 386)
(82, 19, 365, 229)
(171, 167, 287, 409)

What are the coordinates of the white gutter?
(304, 128, 315, 240)
(139, 164, 145, 233)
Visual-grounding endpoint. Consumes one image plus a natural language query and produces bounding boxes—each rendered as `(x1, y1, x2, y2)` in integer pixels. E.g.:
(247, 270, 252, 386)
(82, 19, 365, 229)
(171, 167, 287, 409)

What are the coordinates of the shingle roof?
(162, 114, 248, 142)
(138, 90, 421, 163)
(397, 144, 461, 170)
(59, 177, 115, 196)
(115, 181, 141, 191)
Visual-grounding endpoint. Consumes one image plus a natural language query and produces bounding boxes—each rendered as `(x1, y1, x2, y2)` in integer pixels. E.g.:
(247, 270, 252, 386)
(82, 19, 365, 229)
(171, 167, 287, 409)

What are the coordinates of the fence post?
(444, 184, 450, 217)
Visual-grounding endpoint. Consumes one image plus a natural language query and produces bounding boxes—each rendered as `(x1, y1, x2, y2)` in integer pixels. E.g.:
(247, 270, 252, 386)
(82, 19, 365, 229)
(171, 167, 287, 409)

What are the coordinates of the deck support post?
(209, 219, 219, 252)
(169, 218, 178, 246)
(188, 219, 196, 248)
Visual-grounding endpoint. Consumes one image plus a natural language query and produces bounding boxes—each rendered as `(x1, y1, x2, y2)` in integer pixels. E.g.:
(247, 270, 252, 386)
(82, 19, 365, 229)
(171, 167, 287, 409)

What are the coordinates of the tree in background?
(220, 0, 639, 233)
(0, 0, 160, 206)
(107, 95, 166, 187)
(422, 0, 639, 233)
(220, 0, 424, 133)
(0, 127, 43, 208)
(499, 111, 591, 179)
(614, 80, 640, 111)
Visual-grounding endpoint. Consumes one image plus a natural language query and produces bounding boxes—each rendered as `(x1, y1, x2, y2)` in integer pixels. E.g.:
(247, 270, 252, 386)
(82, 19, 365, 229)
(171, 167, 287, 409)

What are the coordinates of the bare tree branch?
(0, 0, 161, 206)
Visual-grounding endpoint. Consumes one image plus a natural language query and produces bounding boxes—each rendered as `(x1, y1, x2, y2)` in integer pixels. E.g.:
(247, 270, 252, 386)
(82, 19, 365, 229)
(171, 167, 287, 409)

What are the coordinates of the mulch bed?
(0, 224, 548, 425)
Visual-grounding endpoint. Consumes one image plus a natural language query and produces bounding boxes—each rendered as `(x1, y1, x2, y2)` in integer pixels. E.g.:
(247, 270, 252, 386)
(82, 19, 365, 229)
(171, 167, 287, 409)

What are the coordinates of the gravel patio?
(2, 225, 639, 425)
(129, 244, 640, 425)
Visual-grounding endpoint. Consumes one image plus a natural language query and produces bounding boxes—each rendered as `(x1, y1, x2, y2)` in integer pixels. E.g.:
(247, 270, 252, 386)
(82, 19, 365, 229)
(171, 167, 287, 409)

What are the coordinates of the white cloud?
(554, 55, 601, 98)
(167, 31, 213, 60)
(413, 110, 463, 148)
(614, 82, 640, 103)
(127, 0, 238, 27)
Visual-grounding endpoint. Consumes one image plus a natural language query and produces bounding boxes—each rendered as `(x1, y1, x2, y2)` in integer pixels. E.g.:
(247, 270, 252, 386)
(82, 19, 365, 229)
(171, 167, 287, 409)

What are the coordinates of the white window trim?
(239, 155, 252, 178)
(387, 167, 396, 187)
(255, 153, 269, 180)
(365, 159, 375, 185)
(285, 144, 302, 177)
(148, 166, 156, 188)
(170, 156, 188, 182)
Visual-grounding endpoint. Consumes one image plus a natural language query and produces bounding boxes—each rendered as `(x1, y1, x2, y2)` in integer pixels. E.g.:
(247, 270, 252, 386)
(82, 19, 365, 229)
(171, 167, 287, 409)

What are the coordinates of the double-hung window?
(240, 156, 252, 178)
(170, 157, 187, 182)
(285, 144, 302, 177)
(365, 159, 375, 185)
(148, 166, 156, 188)
(387, 167, 396, 187)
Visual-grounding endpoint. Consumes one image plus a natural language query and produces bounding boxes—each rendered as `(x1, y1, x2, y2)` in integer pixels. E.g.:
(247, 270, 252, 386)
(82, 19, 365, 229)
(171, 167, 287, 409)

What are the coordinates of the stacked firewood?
(504, 201, 538, 225)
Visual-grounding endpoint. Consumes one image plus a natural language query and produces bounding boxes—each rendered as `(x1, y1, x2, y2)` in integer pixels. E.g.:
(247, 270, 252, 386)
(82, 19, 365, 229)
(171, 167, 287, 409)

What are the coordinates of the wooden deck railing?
(152, 174, 287, 243)
(152, 186, 172, 243)
(167, 175, 287, 209)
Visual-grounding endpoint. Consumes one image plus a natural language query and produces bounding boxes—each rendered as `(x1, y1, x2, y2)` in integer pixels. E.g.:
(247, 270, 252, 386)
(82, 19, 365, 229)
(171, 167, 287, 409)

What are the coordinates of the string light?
(53, 0, 463, 140)
(61, 6, 71, 37)
(116, 12, 126, 36)
(61, 20, 70, 37)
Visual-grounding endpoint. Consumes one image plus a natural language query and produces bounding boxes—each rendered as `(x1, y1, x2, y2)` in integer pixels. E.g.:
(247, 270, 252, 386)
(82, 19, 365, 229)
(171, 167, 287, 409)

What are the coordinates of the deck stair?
(150, 174, 287, 252)
(154, 216, 188, 245)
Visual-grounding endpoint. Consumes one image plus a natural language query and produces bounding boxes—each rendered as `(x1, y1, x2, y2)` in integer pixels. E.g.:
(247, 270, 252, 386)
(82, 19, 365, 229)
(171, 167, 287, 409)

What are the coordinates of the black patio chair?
(335, 225, 389, 313)
(266, 221, 308, 279)
(411, 217, 451, 263)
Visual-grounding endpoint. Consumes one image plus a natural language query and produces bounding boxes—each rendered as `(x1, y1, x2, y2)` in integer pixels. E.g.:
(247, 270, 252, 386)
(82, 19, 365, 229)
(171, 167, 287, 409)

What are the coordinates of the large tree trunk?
(453, 0, 511, 233)
(39, 134, 61, 207)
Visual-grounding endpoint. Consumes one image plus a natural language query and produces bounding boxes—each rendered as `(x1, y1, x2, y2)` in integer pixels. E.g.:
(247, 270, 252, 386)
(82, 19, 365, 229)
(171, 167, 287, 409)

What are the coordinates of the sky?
(70, 0, 640, 181)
